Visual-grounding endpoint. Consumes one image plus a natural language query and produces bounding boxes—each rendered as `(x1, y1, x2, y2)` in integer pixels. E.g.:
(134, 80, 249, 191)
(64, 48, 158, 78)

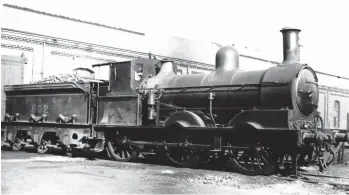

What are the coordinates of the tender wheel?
(11, 138, 23, 151)
(106, 137, 135, 162)
(11, 143, 22, 151)
(164, 140, 200, 168)
(37, 139, 50, 154)
(230, 145, 275, 176)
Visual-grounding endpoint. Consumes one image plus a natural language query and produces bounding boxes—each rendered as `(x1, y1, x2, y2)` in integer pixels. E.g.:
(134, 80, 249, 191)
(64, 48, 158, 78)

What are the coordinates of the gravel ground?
(1, 150, 349, 194)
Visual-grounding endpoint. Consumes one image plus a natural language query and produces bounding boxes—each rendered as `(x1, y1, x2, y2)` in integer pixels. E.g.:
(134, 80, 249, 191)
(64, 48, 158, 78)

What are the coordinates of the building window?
(333, 100, 340, 128)
(191, 71, 202, 75)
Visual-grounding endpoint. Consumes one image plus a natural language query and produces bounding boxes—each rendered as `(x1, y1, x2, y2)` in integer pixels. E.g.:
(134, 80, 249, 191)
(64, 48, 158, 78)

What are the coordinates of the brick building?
(318, 86, 349, 130)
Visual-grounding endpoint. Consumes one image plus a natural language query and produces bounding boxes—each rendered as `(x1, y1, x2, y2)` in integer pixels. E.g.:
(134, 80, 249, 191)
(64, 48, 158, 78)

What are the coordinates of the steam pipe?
(280, 27, 301, 65)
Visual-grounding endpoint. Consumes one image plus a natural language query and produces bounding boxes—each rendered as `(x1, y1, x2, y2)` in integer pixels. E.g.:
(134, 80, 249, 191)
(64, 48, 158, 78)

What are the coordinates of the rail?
(273, 173, 349, 188)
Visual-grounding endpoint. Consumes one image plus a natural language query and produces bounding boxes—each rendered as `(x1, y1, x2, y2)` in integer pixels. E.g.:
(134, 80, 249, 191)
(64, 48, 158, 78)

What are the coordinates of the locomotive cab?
(107, 59, 159, 95)
(94, 59, 174, 126)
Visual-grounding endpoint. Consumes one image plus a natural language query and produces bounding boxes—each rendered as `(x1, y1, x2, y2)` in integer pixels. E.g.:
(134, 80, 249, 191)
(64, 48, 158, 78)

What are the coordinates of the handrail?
(3, 82, 89, 93)
(139, 83, 289, 92)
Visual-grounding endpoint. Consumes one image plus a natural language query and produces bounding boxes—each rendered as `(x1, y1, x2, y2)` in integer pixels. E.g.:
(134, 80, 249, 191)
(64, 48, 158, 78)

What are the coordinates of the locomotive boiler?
(144, 28, 319, 128)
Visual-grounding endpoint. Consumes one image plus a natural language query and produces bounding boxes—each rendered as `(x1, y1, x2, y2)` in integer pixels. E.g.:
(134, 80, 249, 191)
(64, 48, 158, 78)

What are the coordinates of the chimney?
(280, 27, 301, 65)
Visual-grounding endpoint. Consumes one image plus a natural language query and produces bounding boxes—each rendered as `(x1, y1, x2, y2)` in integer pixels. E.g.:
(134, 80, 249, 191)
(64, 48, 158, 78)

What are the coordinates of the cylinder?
(280, 27, 301, 64)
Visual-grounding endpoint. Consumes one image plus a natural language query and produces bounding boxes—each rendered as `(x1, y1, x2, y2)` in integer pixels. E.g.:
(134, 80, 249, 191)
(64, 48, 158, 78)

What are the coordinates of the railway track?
(272, 172, 349, 190)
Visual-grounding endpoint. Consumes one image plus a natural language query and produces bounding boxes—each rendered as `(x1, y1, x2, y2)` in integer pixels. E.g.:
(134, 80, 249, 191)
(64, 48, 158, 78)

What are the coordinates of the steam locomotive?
(2, 27, 348, 176)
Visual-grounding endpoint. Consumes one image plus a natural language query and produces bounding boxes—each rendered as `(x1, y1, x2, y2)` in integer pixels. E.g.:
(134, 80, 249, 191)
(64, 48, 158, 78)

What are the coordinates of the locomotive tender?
(2, 27, 348, 175)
